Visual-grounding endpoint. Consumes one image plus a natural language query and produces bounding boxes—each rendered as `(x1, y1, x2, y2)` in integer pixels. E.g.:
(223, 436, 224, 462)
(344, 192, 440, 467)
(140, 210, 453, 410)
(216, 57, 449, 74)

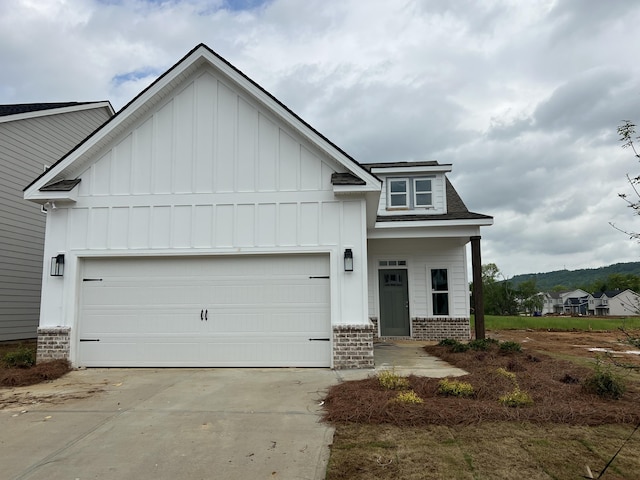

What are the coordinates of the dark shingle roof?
(39, 179, 81, 192)
(0, 102, 97, 117)
(331, 172, 366, 185)
(361, 161, 442, 169)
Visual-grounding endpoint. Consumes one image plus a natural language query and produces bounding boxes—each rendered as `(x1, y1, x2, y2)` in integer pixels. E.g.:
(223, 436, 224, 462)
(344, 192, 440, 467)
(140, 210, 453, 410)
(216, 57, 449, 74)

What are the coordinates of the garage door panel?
(79, 255, 331, 367)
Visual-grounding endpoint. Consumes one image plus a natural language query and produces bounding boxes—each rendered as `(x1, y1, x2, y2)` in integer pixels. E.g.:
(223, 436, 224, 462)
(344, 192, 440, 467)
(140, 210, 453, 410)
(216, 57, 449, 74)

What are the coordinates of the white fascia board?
(368, 224, 482, 240)
(26, 187, 79, 204)
(0, 102, 114, 124)
(374, 218, 493, 229)
(333, 184, 381, 195)
(369, 165, 452, 175)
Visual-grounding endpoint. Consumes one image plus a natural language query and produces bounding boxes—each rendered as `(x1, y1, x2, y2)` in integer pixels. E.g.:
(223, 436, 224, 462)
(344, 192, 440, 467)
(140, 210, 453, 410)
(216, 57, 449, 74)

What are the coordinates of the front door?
(378, 269, 410, 336)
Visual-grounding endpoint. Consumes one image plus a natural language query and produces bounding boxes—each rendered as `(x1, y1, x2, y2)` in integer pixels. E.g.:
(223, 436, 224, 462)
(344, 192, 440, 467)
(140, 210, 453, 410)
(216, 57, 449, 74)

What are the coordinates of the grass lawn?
(473, 314, 640, 331)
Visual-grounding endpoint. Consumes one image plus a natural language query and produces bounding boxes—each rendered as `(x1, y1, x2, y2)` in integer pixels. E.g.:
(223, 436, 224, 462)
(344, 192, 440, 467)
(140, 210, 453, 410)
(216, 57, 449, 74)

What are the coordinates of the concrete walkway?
(373, 340, 468, 377)
(0, 344, 464, 480)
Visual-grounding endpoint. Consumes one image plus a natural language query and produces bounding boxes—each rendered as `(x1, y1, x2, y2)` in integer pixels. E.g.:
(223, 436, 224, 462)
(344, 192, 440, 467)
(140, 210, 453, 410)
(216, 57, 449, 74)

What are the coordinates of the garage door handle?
(200, 309, 204, 321)
(309, 338, 330, 341)
(205, 309, 208, 321)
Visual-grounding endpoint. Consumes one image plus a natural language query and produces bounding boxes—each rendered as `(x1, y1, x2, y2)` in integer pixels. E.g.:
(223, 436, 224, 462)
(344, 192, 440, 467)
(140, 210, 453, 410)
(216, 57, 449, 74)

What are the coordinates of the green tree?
(515, 279, 543, 315)
(478, 263, 519, 315)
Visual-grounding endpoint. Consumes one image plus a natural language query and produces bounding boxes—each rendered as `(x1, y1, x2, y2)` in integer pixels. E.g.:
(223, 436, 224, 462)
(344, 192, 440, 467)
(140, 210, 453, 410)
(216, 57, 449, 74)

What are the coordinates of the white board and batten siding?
(39, 66, 368, 366)
(367, 238, 470, 319)
(0, 106, 112, 341)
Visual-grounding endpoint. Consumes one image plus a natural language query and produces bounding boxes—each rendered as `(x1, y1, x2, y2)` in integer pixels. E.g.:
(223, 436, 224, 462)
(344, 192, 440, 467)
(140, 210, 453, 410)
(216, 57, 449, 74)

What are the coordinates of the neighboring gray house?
(0, 102, 114, 341)
(589, 290, 640, 316)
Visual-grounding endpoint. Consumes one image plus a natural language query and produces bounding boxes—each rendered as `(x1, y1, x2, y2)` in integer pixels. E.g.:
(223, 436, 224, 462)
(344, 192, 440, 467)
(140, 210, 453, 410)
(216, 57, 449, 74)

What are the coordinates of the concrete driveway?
(1, 342, 465, 480)
(2, 368, 369, 480)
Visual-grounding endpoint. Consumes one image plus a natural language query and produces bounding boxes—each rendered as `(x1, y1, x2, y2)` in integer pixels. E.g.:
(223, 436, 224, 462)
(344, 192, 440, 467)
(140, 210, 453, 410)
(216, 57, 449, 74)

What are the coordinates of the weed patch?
(377, 370, 410, 390)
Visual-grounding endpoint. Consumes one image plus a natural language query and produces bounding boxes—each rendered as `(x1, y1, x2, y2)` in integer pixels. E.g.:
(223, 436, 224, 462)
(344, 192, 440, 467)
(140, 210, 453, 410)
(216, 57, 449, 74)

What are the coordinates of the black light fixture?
(50, 254, 65, 277)
(344, 248, 353, 272)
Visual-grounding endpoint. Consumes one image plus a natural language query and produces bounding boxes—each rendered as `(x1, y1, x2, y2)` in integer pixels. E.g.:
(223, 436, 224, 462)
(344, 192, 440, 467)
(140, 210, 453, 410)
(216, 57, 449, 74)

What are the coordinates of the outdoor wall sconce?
(50, 254, 65, 277)
(344, 248, 354, 272)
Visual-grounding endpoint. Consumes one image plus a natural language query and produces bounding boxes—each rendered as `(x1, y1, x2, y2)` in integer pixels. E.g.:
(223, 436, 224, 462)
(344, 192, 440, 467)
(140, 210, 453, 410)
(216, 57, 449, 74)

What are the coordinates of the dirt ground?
(491, 329, 640, 368)
(0, 370, 106, 411)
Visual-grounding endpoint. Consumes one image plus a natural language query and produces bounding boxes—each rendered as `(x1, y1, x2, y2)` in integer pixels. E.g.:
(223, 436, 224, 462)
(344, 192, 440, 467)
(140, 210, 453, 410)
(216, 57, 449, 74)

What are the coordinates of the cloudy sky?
(3, 0, 640, 278)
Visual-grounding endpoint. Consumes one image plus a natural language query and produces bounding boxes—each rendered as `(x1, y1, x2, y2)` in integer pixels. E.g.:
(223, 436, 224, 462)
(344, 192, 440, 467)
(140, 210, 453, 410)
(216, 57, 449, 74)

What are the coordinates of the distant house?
(541, 289, 589, 315)
(540, 288, 640, 316)
(588, 290, 640, 316)
(0, 102, 114, 341)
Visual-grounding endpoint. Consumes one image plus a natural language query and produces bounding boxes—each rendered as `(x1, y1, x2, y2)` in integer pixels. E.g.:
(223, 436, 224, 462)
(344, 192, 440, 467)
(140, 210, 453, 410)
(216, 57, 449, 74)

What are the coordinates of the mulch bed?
(0, 360, 71, 388)
(323, 344, 640, 426)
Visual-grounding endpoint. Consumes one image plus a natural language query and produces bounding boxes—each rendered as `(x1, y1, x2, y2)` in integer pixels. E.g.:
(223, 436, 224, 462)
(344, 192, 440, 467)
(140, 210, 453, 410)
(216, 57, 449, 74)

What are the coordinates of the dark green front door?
(379, 269, 410, 336)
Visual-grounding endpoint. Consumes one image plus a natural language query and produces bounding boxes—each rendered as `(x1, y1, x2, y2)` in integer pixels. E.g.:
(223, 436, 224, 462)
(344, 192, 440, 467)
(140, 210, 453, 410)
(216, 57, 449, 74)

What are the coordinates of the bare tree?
(611, 120, 640, 240)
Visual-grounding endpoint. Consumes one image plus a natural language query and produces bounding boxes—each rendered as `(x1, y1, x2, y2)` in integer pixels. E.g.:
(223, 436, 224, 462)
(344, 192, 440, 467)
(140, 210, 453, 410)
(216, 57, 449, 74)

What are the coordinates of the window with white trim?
(386, 176, 434, 210)
(413, 178, 432, 207)
(431, 268, 449, 316)
(387, 178, 409, 208)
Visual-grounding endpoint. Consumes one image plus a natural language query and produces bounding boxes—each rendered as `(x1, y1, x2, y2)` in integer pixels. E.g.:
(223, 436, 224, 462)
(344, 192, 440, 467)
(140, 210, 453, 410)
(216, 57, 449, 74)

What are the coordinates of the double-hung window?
(414, 179, 432, 207)
(431, 268, 449, 316)
(388, 178, 409, 208)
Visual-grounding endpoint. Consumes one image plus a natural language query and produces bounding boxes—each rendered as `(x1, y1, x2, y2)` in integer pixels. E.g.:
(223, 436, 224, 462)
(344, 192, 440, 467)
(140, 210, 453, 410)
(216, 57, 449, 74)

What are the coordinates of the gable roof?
(24, 43, 380, 196)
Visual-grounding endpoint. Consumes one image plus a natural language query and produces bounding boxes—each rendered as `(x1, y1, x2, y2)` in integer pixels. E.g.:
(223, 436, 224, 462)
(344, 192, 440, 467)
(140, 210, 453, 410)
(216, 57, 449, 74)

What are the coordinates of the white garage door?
(78, 255, 331, 367)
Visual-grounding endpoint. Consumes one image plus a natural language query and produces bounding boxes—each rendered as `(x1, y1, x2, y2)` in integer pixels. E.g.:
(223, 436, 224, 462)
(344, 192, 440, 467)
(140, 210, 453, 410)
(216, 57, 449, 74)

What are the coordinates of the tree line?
(474, 263, 640, 316)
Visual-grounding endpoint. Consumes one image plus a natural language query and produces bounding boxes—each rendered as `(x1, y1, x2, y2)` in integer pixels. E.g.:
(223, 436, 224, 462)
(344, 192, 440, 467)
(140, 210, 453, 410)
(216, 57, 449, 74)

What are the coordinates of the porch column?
(470, 235, 485, 340)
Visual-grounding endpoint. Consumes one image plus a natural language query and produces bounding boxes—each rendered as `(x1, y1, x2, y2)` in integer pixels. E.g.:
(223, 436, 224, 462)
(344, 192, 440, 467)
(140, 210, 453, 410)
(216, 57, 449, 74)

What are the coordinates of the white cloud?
(2, 0, 640, 277)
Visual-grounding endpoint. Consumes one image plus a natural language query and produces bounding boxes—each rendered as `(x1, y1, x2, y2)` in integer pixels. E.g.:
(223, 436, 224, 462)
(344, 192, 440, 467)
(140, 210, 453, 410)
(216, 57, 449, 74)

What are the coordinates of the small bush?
(468, 338, 499, 351)
(451, 342, 470, 353)
(393, 390, 424, 404)
(3, 346, 36, 368)
(499, 341, 522, 353)
(437, 378, 475, 397)
(499, 387, 534, 407)
(582, 360, 626, 399)
(377, 369, 410, 390)
(438, 338, 459, 347)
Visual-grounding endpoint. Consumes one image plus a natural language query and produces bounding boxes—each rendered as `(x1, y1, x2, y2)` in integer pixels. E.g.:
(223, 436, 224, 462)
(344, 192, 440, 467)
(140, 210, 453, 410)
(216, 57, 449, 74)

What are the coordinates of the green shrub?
(393, 390, 424, 404)
(499, 387, 534, 407)
(451, 342, 470, 353)
(583, 359, 626, 399)
(468, 338, 498, 351)
(499, 341, 522, 353)
(377, 369, 410, 390)
(437, 378, 475, 397)
(3, 346, 36, 368)
(438, 338, 459, 347)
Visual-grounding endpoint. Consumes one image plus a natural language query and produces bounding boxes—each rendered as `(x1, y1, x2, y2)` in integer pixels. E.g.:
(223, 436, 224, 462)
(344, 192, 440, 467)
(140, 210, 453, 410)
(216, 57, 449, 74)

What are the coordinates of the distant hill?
(509, 262, 640, 292)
